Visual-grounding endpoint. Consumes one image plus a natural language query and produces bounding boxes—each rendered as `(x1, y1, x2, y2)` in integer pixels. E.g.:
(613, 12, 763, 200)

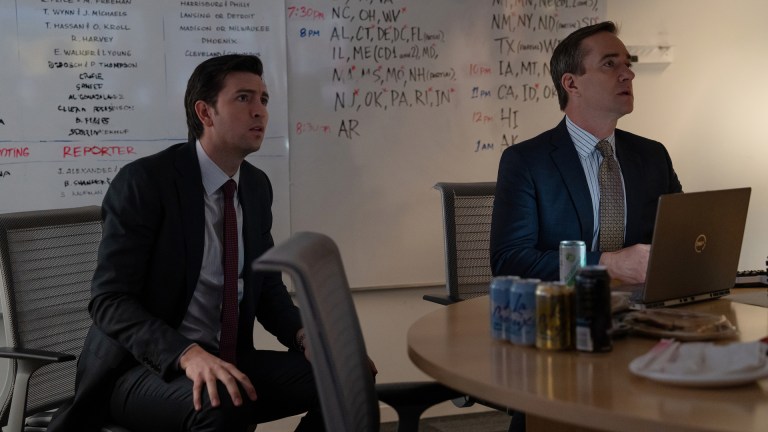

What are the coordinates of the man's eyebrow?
(235, 88, 268, 96)
(600, 52, 631, 62)
(232, 88, 268, 100)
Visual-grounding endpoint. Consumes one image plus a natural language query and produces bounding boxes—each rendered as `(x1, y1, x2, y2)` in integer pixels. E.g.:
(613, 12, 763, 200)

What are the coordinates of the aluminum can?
(489, 276, 517, 340)
(559, 240, 586, 288)
(574, 265, 613, 352)
(505, 278, 540, 346)
(535, 282, 574, 350)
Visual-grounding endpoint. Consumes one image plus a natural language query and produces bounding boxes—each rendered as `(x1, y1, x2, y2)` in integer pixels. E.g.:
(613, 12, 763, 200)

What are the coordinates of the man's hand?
(367, 357, 379, 378)
(179, 344, 257, 411)
(598, 243, 650, 286)
(296, 328, 311, 362)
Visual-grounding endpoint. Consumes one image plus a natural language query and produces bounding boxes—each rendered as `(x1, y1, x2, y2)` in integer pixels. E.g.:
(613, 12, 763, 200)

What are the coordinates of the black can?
(574, 265, 612, 352)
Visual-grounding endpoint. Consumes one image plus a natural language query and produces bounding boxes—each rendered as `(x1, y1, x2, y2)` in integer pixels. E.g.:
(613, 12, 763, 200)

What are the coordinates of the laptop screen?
(639, 187, 751, 307)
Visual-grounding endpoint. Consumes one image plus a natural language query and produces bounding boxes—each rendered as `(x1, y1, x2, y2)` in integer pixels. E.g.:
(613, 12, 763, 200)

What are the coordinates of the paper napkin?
(633, 339, 768, 376)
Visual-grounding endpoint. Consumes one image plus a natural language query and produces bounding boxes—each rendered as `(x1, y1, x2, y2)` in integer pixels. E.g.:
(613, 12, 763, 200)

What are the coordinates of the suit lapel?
(238, 165, 261, 267)
(173, 141, 205, 301)
(238, 164, 264, 320)
(549, 120, 595, 248)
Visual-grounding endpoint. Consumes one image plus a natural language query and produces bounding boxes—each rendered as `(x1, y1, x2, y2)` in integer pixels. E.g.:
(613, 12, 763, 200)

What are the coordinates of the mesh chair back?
(434, 182, 496, 301)
(0, 206, 102, 426)
(252, 232, 379, 432)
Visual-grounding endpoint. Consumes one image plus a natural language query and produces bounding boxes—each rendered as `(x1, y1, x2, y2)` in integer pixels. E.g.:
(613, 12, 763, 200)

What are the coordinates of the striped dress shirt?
(565, 116, 626, 251)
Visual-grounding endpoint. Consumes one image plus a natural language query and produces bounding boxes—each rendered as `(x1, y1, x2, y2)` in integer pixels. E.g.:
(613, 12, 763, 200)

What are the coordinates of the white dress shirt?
(177, 141, 245, 351)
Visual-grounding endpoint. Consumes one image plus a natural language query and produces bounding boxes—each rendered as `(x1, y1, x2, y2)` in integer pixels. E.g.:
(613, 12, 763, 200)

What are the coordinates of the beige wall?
(607, 0, 768, 270)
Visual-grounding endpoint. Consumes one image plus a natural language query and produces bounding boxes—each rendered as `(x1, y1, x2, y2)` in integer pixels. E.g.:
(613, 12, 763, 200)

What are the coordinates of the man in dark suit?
(49, 55, 328, 431)
(491, 21, 682, 284)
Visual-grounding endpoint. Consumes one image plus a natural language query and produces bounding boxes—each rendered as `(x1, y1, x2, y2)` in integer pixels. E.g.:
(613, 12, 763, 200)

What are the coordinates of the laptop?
(621, 187, 751, 309)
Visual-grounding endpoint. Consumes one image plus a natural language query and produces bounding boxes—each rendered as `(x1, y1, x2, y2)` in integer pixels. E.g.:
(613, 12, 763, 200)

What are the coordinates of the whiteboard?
(0, 0, 605, 289)
(286, 0, 605, 287)
(0, 0, 291, 243)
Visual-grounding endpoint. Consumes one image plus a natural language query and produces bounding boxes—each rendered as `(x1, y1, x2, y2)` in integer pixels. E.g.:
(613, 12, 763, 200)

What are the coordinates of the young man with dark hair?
(49, 54, 328, 432)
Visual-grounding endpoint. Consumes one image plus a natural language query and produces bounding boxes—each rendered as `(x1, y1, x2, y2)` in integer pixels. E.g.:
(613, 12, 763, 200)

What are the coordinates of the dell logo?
(694, 234, 707, 253)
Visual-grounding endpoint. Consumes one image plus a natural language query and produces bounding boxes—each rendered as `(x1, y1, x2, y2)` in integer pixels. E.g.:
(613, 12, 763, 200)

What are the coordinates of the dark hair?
(550, 21, 618, 111)
(184, 54, 264, 141)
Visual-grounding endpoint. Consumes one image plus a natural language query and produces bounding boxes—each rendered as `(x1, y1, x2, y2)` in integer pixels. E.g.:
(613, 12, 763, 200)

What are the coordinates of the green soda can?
(559, 240, 586, 288)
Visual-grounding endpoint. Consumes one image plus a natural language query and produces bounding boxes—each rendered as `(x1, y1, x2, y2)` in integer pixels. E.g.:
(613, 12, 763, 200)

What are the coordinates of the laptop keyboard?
(618, 284, 645, 302)
(735, 270, 768, 287)
(735, 256, 767, 287)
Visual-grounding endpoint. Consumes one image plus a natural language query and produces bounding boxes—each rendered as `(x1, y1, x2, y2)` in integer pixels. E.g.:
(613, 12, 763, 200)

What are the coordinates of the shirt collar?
(196, 140, 240, 196)
(565, 115, 616, 159)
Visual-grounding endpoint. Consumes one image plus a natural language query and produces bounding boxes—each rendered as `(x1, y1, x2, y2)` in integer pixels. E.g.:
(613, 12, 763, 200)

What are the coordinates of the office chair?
(424, 182, 496, 305)
(252, 232, 461, 432)
(0, 206, 131, 432)
(421, 183, 525, 431)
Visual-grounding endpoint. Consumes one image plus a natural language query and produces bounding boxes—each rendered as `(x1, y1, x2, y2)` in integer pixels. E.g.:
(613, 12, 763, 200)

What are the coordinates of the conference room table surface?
(407, 291, 768, 432)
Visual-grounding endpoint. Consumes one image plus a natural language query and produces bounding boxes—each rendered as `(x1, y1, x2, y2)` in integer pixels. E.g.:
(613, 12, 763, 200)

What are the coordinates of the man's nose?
(621, 65, 635, 81)
(253, 102, 267, 117)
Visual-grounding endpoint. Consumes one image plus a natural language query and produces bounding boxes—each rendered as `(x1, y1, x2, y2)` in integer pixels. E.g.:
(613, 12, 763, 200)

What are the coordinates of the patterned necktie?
(596, 140, 624, 252)
(220, 179, 239, 364)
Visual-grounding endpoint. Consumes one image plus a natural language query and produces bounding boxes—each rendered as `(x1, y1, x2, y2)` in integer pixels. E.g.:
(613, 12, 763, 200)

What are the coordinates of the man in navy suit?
(49, 55, 331, 431)
(491, 21, 682, 284)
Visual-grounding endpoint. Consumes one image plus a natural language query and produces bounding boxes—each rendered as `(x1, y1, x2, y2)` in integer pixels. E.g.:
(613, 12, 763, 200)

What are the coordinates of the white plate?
(628, 357, 768, 387)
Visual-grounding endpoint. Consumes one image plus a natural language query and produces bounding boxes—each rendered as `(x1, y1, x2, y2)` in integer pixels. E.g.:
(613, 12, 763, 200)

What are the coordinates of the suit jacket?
(490, 118, 682, 281)
(49, 141, 302, 431)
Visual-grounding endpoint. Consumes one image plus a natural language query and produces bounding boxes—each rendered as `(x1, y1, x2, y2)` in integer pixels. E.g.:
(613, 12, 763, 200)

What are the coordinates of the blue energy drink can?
(489, 276, 517, 340)
(505, 278, 540, 346)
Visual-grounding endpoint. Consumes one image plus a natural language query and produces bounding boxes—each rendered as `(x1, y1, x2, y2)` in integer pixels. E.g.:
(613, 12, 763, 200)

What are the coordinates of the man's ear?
(194, 100, 214, 127)
(561, 73, 578, 96)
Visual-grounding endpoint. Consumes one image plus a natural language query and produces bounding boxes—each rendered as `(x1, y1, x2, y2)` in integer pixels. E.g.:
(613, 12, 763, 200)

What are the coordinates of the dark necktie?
(596, 140, 624, 252)
(220, 179, 239, 364)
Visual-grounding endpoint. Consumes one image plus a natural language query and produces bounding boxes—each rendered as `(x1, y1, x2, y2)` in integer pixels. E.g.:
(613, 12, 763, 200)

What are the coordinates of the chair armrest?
(0, 347, 75, 363)
(0, 347, 75, 432)
(422, 294, 458, 306)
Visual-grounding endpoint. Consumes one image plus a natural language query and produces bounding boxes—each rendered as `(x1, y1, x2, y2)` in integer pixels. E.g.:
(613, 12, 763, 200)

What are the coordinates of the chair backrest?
(0, 206, 102, 425)
(252, 232, 379, 432)
(434, 182, 496, 301)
